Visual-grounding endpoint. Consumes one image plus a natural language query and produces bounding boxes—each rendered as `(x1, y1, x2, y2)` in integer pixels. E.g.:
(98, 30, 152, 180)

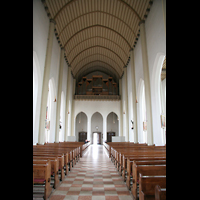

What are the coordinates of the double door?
(79, 132, 87, 142)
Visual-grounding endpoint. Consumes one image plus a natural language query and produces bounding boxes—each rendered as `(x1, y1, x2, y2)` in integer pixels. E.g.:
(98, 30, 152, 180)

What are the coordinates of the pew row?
(139, 174, 166, 200)
(33, 160, 52, 200)
(155, 185, 166, 200)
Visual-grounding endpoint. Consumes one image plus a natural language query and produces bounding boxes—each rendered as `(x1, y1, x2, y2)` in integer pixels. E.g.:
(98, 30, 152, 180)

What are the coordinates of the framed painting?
(143, 121, 147, 131)
(45, 120, 50, 130)
(161, 115, 165, 128)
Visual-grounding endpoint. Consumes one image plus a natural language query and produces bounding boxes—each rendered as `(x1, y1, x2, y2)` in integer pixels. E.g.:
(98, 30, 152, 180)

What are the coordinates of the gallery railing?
(74, 95, 121, 101)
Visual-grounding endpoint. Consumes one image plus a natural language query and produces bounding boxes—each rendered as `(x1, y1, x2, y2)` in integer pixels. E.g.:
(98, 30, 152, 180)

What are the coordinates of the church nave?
(48, 145, 133, 200)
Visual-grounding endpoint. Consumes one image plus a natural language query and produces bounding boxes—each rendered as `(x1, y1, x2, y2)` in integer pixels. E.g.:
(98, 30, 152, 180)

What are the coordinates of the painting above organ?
(76, 71, 119, 96)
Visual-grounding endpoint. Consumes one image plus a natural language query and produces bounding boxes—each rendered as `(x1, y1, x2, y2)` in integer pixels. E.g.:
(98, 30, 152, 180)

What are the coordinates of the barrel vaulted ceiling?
(42, 0, 153, 80)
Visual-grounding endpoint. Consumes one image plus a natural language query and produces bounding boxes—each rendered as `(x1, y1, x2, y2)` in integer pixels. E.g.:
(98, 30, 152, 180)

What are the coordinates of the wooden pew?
(33, 160, 52, 200)
(139, 174, 166, 200)
(125, 153, 166, 182)
(132, 164, 166, 199)
(33, 156, 59, 189)
(155, 185, 166, 200)
(123, 154, 166, 181)
(33, 152, 65, 181)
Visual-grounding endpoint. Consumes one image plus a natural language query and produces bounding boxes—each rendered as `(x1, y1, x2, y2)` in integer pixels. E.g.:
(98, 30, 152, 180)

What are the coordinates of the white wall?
(74, 100, 121, 143)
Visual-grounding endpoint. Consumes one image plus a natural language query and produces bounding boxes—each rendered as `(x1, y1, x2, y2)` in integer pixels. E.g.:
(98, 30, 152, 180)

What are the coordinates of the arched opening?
(106, 112, 119, 142)
(45, 78, 56, 143)
(91, 112, 103, 144)
(151, 53, 166, 145)
(33, 51, 42, 145)
(75, 112, 88, 142)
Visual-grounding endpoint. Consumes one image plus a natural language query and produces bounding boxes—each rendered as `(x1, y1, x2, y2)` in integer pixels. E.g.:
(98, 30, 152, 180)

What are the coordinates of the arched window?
(137, 79, 147, 144)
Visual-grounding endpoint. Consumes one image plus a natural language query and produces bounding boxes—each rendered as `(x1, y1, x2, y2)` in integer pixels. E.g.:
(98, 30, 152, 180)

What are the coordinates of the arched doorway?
(107, 112, 119, 142)
(91, 112, 103, 144)
(75, 112, 88, 142)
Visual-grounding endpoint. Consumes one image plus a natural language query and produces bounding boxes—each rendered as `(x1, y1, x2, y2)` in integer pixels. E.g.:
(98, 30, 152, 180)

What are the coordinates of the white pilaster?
(130, 50, 138, 143)
(55, 47, 65, 142)
(119, 78, 123, 137)
(71, 79, 76, 136)
(38, 19, 56, 144)
(139, 20, 153, 145)
(124, 67, 129, 142)
(64, 67, 71, 141)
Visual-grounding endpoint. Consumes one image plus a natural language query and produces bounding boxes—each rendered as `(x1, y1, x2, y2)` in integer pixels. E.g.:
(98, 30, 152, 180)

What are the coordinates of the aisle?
(49, 144, 133, 200)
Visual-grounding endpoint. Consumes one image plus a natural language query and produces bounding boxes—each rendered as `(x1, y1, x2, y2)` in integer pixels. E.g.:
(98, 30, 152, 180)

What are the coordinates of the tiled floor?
(48, 144, 133, 200)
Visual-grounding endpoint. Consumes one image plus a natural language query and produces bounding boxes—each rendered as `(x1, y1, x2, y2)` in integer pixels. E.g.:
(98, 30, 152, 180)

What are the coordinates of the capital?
(50, 19, 56, 25)
(138, 20, 145, 26)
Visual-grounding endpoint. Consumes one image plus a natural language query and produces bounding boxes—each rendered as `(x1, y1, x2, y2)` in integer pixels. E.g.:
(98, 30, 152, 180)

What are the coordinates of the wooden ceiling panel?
(43, 0, 153, 78)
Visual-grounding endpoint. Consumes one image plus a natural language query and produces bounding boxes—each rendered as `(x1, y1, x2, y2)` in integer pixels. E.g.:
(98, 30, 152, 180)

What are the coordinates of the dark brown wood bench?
(33, 160, 52, 200)
(33, 156, 59, 189)
(132, 164, 166, 199)
(139, 174, 166, 200)
(155, 185, 166, 200)
(33, 152, 65, 180)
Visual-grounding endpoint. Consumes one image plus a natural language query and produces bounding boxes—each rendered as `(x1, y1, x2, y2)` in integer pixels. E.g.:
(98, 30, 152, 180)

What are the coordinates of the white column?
(38, 19, 56, 144)
(71, 79, 76, 136)
(64, 66, 71, 141)
(139, 20, 153, 145)
(130, 49, 138, 143)
(124, 67, 129, 142)
(119, 78, 123, 136)
(87, 116, 91, 142)
(103, 116, 107, 143)
(55, 47, 65, 142)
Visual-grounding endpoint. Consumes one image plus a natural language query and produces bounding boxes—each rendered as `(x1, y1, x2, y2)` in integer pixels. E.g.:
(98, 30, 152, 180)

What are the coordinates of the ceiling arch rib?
(66, 26, 129, 62)
(71, 45, 124, 71)
(58, 10, 136, 39)
(63, 24, 132, 50)
(74, 57, 121, 79)
(74, 53, 122, 74)
(53, 0, 141, 22)
(67, 36, 128, 60)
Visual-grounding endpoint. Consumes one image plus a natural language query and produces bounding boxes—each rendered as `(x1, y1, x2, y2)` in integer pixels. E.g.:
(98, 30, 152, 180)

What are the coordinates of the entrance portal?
(93, 132, 101, 145)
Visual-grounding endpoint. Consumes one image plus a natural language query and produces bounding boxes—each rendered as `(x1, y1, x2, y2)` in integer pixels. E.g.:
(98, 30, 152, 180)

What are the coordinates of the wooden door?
(97, 132, 101, 144)
(107, 132, 115, 142)
(79, 132, 87, 142)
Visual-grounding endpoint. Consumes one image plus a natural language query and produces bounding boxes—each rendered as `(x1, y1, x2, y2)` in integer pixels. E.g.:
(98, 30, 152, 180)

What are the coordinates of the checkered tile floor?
(48, 144, 133, 200)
